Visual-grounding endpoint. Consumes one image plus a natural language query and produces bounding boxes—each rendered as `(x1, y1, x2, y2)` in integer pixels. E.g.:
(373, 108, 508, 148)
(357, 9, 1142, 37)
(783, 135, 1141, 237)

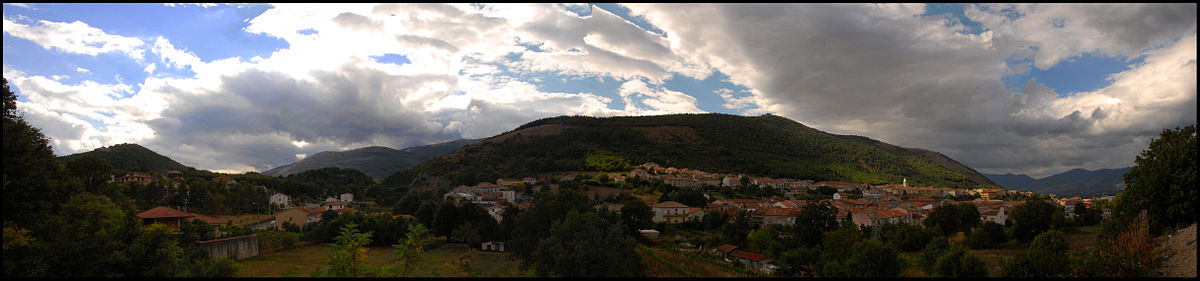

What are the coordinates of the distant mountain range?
(57, 143, 194, 175)
(984, 167, 1132, 197)
(388, 113, 999, 189)
(262, 139, 482, 178)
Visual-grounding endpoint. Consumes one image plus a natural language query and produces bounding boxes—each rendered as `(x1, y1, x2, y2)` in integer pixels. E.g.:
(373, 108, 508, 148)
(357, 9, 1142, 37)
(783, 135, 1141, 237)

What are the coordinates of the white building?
(269, 192, 292, 209)
(340, 193, 354, 203)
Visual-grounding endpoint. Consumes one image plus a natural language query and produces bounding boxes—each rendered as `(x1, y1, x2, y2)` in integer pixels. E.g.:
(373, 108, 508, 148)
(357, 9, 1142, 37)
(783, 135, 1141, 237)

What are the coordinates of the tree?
(1000, 230, 1068, 277)
(3, 77, 80, 226)
(393, 223, 430, 276)
(619, 197, 654, 232)
(531, 210, 642, 277)
(933, 245, 987, 277)
(792, 201, 839, 247)
(327, 223, 373, 277)
(509, 189, 593, 263)
(888, 223, 934, 252)
(1119, 125, 1196, 236)
(923, 203, 979, 237)
(844, 239, 903, 277)
(964, 221, 1006, 250)
(65, 154, 113, 192)
(1009, 200, 1064, 242)
(126, 223, 186, 277)
(919, 236, 950, 273)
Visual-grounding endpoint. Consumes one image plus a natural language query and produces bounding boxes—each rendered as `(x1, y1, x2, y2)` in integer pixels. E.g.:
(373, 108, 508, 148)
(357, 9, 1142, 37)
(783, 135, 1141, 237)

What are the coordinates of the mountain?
(386, 113, 998, 189)
(984, 167, 1131, 197)
(983, 173, 1036, 191)
(57, 143, 193, 174)
(262, 139, 482, 179)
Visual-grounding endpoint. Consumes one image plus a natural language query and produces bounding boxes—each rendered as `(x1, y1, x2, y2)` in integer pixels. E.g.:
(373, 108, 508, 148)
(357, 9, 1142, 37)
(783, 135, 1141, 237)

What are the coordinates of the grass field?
(236, 240, 534, 277)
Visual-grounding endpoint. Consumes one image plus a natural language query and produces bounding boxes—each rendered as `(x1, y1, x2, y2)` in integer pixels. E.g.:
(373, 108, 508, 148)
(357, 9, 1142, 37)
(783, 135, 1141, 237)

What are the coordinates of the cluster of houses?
(442, 178, 538, 223)
(269, 192, 359, 231)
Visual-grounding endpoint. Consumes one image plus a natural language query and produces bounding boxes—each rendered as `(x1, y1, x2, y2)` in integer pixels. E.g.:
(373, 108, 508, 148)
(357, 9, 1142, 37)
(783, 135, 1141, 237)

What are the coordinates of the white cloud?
(2, 18, 146, 59)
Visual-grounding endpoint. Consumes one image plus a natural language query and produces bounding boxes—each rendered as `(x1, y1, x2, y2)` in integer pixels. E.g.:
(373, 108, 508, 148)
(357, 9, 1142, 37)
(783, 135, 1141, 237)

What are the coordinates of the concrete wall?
(194, 234, 259, 260)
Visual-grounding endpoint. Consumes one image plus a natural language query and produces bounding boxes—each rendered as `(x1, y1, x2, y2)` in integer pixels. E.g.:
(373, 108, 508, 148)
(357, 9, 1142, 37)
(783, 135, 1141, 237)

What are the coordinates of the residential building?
(653, 201, 695, 224)
(117, 172, 154, 185)
(136, 206, 225, 234)
(275, 207, 325, 230)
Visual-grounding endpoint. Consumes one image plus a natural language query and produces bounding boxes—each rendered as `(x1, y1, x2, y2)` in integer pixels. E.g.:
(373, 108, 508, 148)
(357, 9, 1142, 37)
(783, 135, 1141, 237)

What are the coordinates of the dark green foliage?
(1073, 201, 1102, 227)
(719, 210, 757, 247)
(792, 201, 839, 247)
(3, 82, 79, 226)
(923, 203, 980, 236)
(531, 210, 643, 277)
(391, 113, 997, 187)
(65, 154, 113, 192)
(887, 223, 935, 252)
(1000, 230, 1068, 277)
(1118, 124, 1196, 236)
(57, 143, 193, 175)
(933, 245, 987, 277)
(619, 197, 654, 232)
(844, 239, 903, 277)
(179, 219, 215, 245)
(1009, 200, 1065, 242)
(183, 257, 238, 277)
(964, 221, 1007, 250)
(279, 167, 375, 200)
(508, 189, 594, 263)
(919, 236, 949, 273)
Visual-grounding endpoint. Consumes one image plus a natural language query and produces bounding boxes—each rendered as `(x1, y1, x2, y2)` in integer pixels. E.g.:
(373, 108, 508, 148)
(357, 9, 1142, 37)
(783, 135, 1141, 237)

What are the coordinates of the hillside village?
(347, 162, 1106, 274)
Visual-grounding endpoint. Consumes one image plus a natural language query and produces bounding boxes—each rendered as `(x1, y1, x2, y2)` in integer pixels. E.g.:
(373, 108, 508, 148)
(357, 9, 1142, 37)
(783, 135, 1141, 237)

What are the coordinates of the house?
(833, 192, 851, 200)
(613, 175, 626, 182)
(275, 206, 325, 230)
(487, 205, 506, 223)
(980, 206, 1008, 225)
(339, 193, 354, 203)
(730, 250, 773, 272)
(638, 229, 660, 240)
(117, 172, 154, 185)
(269, 192, 292, 209)
(757, 207, 803, 226)
(713, 244, 739, 261)
(653, 201, 694, 224)
(324, 201, 346, 211)
(481, 241, 505, 252)
(136, 206, 226, 234)
(522, 177, 538, 186)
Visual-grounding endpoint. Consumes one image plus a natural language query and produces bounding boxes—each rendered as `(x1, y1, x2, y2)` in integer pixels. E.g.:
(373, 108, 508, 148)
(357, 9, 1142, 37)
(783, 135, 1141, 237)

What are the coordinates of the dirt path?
(1158, 223, 1197, 277)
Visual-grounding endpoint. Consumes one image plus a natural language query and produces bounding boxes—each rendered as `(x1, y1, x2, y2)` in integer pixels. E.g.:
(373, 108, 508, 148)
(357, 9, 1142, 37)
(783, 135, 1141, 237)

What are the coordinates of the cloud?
(2, 18, 146, 59)
(628, 3, 1195, 177)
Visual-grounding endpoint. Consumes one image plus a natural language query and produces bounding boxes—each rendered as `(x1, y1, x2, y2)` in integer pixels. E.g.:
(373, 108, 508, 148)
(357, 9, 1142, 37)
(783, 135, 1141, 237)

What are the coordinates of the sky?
(3, 3, 1196, 178)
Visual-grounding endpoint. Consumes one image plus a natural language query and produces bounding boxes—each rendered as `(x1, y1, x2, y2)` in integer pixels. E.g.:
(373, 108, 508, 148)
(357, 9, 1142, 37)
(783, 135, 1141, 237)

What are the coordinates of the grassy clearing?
(236, 241, 533, 277)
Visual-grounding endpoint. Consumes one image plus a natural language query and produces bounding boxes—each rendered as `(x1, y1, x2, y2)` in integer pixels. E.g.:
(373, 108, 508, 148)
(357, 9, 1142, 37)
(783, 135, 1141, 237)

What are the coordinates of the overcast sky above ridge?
(3, 3, 1195, 178)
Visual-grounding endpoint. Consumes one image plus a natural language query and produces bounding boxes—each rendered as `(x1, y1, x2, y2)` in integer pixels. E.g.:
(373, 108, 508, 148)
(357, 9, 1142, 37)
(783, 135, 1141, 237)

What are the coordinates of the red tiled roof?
(730, 250, 769, 262)
(715, 244, 739, 254)
(137, 206, 195, 219)
(654, 201, 690, 208)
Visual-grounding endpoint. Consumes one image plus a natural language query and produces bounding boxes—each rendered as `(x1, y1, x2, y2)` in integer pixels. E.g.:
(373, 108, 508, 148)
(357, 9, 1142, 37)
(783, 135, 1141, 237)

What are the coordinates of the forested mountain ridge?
(57, 143, 193, 175)
(386, 113, 998, 189)
(262, 138, 481, 179)
(984, 167, 1131, 197)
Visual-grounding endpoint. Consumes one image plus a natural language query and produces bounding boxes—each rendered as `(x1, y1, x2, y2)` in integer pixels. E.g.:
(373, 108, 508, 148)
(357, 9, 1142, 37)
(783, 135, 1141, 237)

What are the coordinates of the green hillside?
(385, 113, 998, 189)
(57, 143, 193, 175)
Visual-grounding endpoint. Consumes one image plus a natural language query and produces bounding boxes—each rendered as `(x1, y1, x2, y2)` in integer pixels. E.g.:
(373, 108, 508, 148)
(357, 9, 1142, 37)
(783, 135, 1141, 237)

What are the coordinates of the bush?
(933, 245, 987, 277)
